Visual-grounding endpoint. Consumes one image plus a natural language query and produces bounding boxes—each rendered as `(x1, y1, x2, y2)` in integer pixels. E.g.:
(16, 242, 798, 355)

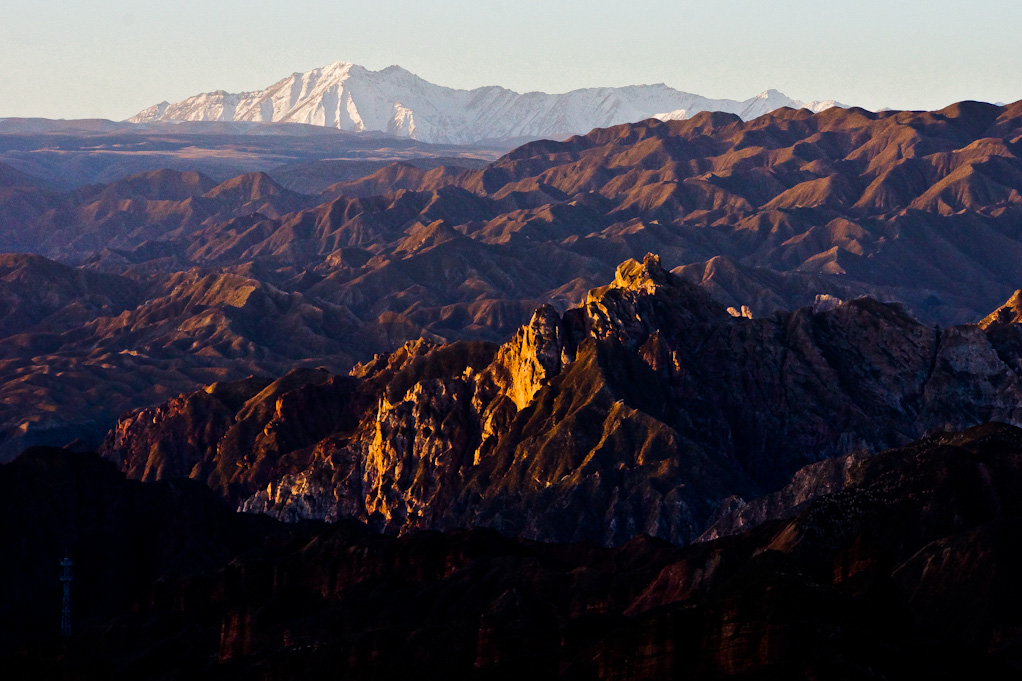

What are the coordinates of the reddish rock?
(101, 257, 1022, 546)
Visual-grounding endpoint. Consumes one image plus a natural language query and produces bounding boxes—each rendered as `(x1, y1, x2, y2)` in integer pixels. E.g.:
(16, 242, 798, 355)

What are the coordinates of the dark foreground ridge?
(4, 422, 1022, 679)
(101, 255, 1022, 546)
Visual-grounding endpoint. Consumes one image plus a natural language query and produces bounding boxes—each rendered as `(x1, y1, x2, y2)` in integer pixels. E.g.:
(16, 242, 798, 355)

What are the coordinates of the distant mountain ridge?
(129, 61, 843, 144)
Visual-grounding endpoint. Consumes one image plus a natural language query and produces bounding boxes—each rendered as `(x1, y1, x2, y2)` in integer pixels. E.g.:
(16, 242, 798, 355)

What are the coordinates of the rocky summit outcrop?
(100, 255, 1022, 546)
(981, 289, 1022, 375)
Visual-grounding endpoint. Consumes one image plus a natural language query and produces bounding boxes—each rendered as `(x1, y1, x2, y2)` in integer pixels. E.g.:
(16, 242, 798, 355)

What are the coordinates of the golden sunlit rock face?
(100, 255, 1022, 547)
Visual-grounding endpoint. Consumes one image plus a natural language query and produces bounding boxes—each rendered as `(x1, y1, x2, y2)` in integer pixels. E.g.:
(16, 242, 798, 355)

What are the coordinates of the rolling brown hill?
(8, 100, 1022, 326)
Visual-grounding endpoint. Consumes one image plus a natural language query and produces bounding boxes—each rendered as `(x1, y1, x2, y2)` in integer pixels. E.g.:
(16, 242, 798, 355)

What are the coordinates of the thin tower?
(60, 551, 73, 637)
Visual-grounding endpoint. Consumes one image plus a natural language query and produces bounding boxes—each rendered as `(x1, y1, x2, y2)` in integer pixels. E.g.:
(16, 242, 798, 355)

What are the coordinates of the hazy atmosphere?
(6, 2, 1022, 678)
(2, 0, 1020, 119)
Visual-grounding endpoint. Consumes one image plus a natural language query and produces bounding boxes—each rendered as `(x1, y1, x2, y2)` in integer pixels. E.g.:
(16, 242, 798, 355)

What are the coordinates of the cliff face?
(101, 255, 1022, 545)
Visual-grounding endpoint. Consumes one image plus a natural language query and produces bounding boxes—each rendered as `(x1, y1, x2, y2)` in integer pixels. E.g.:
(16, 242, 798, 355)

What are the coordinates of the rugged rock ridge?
(698, 448, 875, 542)
(9, 102, 1022, 459)
(983, 290, 1022, 328)
(101, 255, 1022, 545)
(982, 289, 1022, 376)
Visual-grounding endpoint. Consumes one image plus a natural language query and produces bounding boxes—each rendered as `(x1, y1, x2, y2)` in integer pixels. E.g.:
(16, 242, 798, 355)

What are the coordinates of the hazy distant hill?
(0, 119, 498, 189)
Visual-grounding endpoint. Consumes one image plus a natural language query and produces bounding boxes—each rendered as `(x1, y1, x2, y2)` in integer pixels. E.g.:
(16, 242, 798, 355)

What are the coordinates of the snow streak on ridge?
(131, 61, 844, 145)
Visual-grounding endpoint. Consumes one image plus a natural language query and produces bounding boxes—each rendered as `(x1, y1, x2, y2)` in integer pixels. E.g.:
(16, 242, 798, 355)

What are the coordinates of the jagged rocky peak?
(602, 253, 727, 314)
(612, 252, 673, 293)
(99, 255, 1022, 547)
(979, 289, 1022, 376)
(585, 252, 730, 346)
(583, 253, 683, 299)
(485, 254, 712, 412)
(487, 304, 566, 411)
(352, 337, 438, 381)
(981, 289, 1022, 328)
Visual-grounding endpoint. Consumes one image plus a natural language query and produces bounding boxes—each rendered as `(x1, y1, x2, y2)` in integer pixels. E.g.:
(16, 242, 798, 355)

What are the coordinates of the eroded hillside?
(102, 256, 1022, 545)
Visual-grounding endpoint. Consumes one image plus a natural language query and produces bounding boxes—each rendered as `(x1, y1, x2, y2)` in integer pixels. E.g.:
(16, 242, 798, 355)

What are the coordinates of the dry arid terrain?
(2, 100, 1022, 678)
(2, 101, 1022, 459)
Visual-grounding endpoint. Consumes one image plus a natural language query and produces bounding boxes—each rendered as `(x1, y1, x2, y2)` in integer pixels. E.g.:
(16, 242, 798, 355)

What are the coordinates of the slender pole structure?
(60, 551, 73, 637)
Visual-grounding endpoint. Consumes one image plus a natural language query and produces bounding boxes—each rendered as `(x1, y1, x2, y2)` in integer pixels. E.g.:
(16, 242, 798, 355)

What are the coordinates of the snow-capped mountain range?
(130, 62, 844, 145)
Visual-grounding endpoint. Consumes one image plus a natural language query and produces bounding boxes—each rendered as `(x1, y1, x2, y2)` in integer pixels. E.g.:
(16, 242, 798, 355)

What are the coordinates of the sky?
(1, 0, 1020, 120)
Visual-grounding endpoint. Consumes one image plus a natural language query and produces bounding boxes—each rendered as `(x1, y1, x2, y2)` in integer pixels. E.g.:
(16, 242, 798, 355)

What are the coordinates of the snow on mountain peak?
(128, 62, 846, 145)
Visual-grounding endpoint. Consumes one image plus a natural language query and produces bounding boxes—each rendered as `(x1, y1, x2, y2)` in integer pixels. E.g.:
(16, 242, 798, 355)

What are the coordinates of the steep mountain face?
(130, 61, 842, 144)
(7, 424, 1022, 679)
(101, 255, 1022, 546)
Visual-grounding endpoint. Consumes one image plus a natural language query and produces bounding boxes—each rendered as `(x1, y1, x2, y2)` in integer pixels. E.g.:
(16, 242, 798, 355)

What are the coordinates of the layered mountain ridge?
(101, 255, 1022, 546)
(4, 100, 1022, 460)
(130, 61, 843, 144)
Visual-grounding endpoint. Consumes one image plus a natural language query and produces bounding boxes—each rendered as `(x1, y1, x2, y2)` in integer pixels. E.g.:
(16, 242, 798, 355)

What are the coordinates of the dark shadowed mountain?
(5, 422, 1022, 679)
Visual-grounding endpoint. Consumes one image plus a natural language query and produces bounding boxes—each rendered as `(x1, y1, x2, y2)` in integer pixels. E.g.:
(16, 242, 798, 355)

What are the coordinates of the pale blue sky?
(1, 0, 1019, 120)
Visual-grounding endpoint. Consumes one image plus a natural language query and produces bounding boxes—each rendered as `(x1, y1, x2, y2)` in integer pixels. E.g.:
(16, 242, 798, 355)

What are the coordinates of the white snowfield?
(130, 62, 844, 145)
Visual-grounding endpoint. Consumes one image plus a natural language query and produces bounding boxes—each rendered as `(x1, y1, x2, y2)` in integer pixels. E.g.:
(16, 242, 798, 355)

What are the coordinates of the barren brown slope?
(4, 101, 1022, 461)
(0, 257, 443, 461)
(9, 100, 1022, 327)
